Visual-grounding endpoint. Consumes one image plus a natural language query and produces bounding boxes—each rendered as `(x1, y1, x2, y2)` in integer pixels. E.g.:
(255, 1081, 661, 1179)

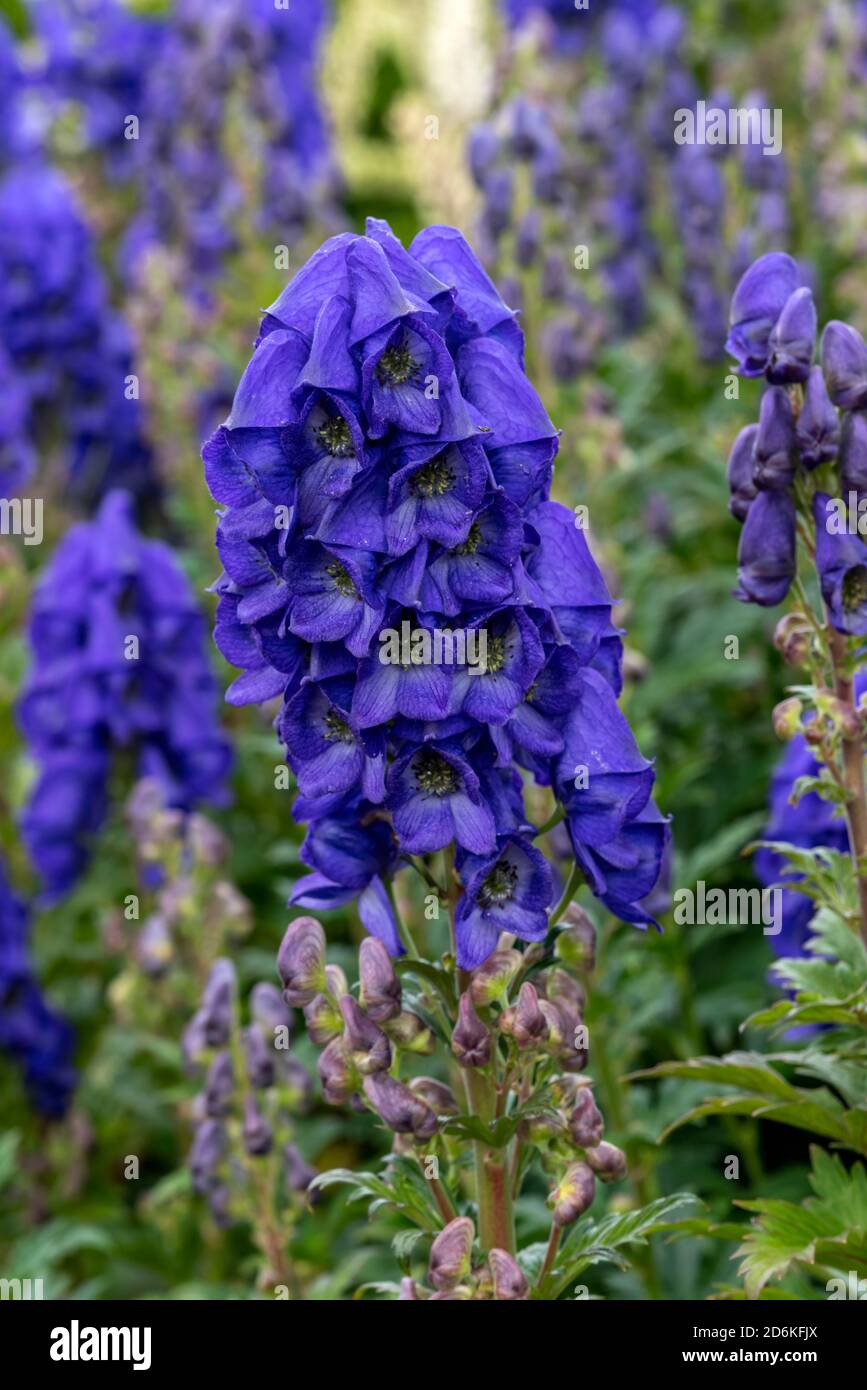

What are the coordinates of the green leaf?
(537, 1193, 700, 1299)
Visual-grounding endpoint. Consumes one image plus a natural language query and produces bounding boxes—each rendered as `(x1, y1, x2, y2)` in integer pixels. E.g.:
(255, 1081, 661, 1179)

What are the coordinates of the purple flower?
(387, 744, 497, 856)
(455, 836, 554, 969)
(766, 287, 816, 384)
(752, 387, 797, 490)
(734, 489, 797, 608)
(726, 252, 804, 378)
(796, 365, 839, 469)
(821, 321, 867, 411)
(813, 492, 867, 635)
(19, 491, 231, 899)
(726, 424, 759, 522)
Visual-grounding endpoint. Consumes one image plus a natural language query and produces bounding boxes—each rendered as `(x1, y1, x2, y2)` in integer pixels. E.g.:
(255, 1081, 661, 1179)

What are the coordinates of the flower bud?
(487, 1248, 529, 1301)
(399, 1277, 420, 1301)
(428, 1216, 475, 1291)
(181, 1010, 209, 1074)
(550, 1162, 596, 1227)
(304, 991, 343, 1046)
(725, 423, 759, 522)
(204, 1050, 235, 1118)
(555, 910, 596, 976)
(545, 967, 586, 1017)
(358, 937, 402, 1022)
(539, 999, 565, 1048)
(362, 1073, 438, 1140)
(136, 913, 172, 977)
(409, 1076, 459, 1116)
(568, 1088, 605, 1148)
(277, 916, 327, 1005)
(752, 386, 797, 490)
(283, 1142, 317, 1195)
(385, 1010, 434, 1054)
(318, 1037, 354, 1105)
(451, 991, 492, 1067)
(772, 697, 803, 742)
(200, 958, 236, 1046)
(244, 1024, 274, 1089)
(242, 1095, 273, 1156)
(585, 1140, 627, 1182)
(187, 813, 228, 866)
(339, 996, 392, 1074)
(325, 963, 348, 998)
(508, 982, 547, 1049)
(773, 612, 811, 667)
(518, 1111, 567, 1147)
(469, 948, 522, 1008)
(821, 319, 867, 410)
(190, 1119, 226, 1193)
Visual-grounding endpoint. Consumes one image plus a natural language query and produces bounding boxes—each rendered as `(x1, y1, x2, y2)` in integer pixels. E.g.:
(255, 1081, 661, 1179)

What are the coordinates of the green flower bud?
(385, 1010, 434, 1054)
(469, 948, 522, 1008)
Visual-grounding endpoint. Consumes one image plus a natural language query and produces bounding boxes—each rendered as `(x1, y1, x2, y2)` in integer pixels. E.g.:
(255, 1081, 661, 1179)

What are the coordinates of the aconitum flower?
(204, 219, 665, 970)
(813, 492, 867, 635)
(0, 859, 75, 1116)
(19, 490, 231, 900)
(0, 163, 156, 503)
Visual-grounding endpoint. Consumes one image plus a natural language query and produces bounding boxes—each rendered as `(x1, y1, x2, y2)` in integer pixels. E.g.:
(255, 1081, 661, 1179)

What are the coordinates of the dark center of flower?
(409, 454, 456, 498)
(323, 709, 354, 743)
(316, 414, 355, 458)
(477, 859, 519, 909)
(843, 565, 867, 613)
(453, 522, 482, 556)
(377, 340, 419, 387)
(413, 750, 459, 797)
(325, 560, 359, 599)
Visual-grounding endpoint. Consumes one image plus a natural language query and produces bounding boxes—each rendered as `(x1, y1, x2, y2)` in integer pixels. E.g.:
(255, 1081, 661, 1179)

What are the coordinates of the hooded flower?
(813, 491, 867, 635)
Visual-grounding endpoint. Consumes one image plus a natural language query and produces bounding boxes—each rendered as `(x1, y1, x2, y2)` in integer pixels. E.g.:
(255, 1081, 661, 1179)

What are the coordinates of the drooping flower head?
(203, 219, 666, 970)
(19, 490, 231, 900)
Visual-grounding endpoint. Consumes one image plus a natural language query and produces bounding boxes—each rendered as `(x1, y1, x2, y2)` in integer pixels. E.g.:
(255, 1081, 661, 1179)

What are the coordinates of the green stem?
(537, 1223, 561, 1293)
(550, 859, 584, 927)
(827, 626, 867, 946)
(385, 875, 421, 957)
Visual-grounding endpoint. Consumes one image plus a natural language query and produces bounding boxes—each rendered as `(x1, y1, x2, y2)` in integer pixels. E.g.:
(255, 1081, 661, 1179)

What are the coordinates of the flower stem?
(537, 1223, 561, 1292)
(550, 859, 584, 926)
(828, 626, 867, 944)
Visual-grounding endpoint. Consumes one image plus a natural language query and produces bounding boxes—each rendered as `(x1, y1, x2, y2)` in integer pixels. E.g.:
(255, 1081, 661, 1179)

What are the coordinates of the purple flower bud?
(250, 982, 293, 1038)
(813, 491, 867, 634)
(727, 252, 802, 377)
(539, 999, 565, 1047)
(734, 489, 797, 607)
(190, 1119, 226, 1193)
(838, 410, 867, 498)
(753, 387, 797, 490)
(362, 1072, 438, 1140)
(318, 1037, 354, 1105)
(796, 366, 839, 469)
(767, 287, 816, 384)
(550, 1162, 596, 1227)
(339, 995, 392, 1074)
(200, 958, 236, 1046)
(277, 916, 327, 1005)
(358, 936, 402, 1022)
(182, 1010, 209, 1074)
(487, 1248, 529, 1301)
(303, 991, 344, 1046)
(409, 1076, 459, 1116)
(451, 991, 492, 1068)
(385, 1010, 434, 1054)
(773, 612, 811, 667)
(242, 1094, 273, 1156)
(726, 423, 759, 522)
(585, 1140, 628, 1182)
(569, 1088, 605, 1148)
(244, 1024, 274, 1090)
(821, 320, 867, 409)
(428, 1216, 475, 1291)
(204, 1050, 235, 1118)
(469, 948, 522, 1008)
(554, 902, 597, 971)
(399, 1277, 420, 1300)
(508, 982, 548, 1050)
(135, 913, 172, 977)
(283, 1142, 317, 1194)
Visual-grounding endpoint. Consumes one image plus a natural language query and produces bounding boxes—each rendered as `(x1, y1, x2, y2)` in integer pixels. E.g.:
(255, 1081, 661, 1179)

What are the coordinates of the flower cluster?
(185, 957, 316, 1247)
(19, 490, 231, 901)
(725, 250, 867, 627)
(0, 857, 75, 1117)
(204, 219, 666, 968)
(0, 162, 155, 503)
